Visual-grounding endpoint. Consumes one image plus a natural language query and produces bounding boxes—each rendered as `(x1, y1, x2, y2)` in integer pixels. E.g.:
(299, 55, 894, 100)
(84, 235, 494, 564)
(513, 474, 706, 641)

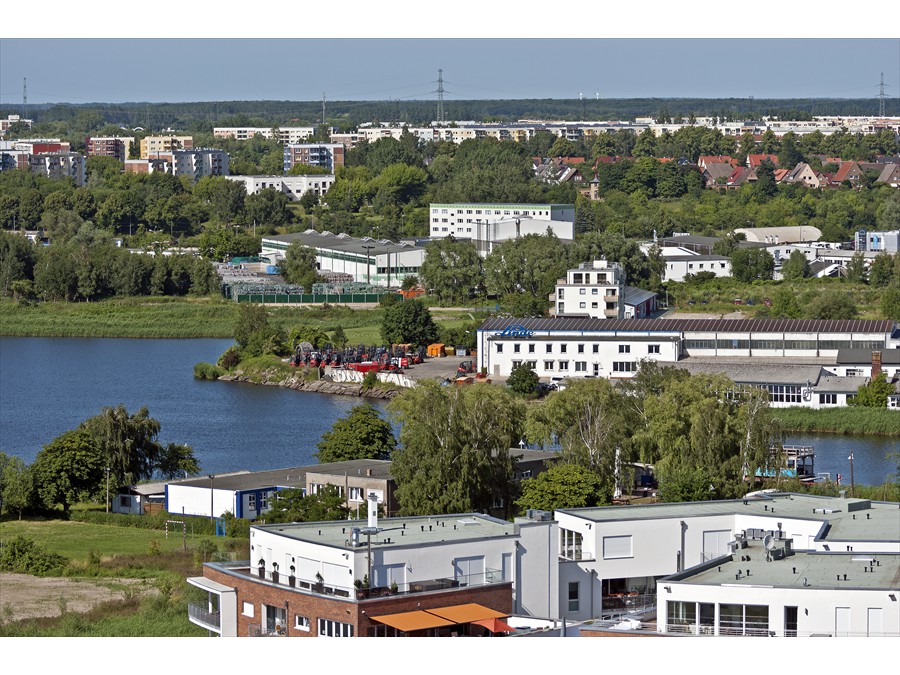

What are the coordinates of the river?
(0, 337, 896, 485)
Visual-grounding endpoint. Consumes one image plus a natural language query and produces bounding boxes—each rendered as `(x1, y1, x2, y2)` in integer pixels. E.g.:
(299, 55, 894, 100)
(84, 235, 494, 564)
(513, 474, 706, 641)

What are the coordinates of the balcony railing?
(239, 564, 505, 600)
(188, 603, 221, 630)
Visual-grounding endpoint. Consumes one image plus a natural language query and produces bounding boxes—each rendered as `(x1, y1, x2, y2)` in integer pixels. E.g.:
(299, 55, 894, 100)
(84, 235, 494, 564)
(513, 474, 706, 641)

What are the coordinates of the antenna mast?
(23, 77, 27, 119)
(437, 69, 445, 124)
(322, 92, 326, 135)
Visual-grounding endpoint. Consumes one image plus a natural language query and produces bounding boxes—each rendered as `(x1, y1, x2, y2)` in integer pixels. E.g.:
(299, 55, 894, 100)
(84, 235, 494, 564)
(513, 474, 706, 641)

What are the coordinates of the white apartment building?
(554, 492, 900, 631)
(214, 127, 315, 144)
(428, 203, 575, 256)
(171, 149, 229, 180)
(225, 174, 335, 201)
(29, 152, 86, 186)
(140, 135, 192, 158)
(551, 260, 626, 319)
(660, 253, 732, 283)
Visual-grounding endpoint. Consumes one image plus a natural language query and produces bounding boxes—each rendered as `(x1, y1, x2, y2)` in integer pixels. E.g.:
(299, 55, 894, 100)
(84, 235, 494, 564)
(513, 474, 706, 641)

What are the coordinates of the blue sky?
(2, 6, 898, 105)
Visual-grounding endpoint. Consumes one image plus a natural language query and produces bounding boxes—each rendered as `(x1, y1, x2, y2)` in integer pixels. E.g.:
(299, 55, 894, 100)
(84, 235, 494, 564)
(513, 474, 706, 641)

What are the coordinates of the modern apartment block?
(85, 136, 135, 161)
(125, 149, 228, 180)
(428, 203, 575, 256)
(551, 259, 627, 320)
(282, 143, 345, 173)
(214, 127, 316, 144)
(225, 174, 335, 201)
(29, 152, 86, 186)
(140, 135, 193, 158)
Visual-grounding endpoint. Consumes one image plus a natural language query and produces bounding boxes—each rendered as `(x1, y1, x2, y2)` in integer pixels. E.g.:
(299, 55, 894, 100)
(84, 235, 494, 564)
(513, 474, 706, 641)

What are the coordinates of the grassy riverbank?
(0, 297, 476, 342)
(775, 406, 900, 435)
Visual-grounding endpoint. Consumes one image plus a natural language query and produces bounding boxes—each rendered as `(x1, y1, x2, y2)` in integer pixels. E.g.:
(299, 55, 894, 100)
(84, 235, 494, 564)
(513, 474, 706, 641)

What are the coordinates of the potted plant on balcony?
(288, 565, 296, 587)
(258, 558, 266, 579)
(390, 580, 399, 595)
(271, 562, 279, 584)
(314, 572, 324, 593)
(354, 574, 369, 599)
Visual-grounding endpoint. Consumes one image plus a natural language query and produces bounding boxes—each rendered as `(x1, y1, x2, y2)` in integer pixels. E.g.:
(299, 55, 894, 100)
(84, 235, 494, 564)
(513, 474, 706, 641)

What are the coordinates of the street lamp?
(105, 467, 111, 514)
(848, 453, 855, 498)
(208, 474, 215, 521)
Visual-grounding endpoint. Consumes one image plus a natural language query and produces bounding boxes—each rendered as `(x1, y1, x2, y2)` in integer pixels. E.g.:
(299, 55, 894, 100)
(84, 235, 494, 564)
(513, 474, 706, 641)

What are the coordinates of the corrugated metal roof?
(478, 317, 895, 335)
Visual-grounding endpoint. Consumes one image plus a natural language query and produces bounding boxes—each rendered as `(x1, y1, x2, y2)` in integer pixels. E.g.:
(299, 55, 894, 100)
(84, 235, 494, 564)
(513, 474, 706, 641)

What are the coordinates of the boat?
(755, 445, 815, 481)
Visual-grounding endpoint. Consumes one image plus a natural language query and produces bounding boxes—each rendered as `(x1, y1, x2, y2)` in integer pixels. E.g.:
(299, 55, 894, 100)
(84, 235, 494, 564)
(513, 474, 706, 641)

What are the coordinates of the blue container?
(265, 265, 278, 275)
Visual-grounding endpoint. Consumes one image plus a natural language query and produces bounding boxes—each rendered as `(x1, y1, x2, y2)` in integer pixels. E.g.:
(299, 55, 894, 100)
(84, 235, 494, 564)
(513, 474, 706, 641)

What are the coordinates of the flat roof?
(177, 460, 393, 491)
(262, 230, 424, 256)
(479, 317, 895, 335)
(672, 361, 827, 386)
(558, 493, 900, 543)
(254, 513, 521, 551)
(668, 540, 898, 591)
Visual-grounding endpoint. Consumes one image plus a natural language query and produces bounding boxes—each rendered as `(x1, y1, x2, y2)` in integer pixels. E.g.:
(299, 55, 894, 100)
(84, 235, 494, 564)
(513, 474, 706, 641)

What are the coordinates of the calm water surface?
(0, 337, 385, 474)
(0, 337, 896, 485)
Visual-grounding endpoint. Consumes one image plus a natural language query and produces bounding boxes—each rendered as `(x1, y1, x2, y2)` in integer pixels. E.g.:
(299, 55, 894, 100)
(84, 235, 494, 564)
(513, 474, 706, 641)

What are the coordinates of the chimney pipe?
(871, 351, 882, 379)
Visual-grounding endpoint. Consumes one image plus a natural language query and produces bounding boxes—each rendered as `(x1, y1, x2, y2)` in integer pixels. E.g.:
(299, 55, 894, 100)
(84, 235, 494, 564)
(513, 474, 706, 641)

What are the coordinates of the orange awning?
(427, 603, 507, 624)
(370, 610, 456, 633)
(472, 617, 515, 633)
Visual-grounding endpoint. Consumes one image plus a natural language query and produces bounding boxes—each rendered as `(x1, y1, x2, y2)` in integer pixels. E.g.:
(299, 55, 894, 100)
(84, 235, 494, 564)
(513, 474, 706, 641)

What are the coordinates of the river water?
(0, 337, 896, 485)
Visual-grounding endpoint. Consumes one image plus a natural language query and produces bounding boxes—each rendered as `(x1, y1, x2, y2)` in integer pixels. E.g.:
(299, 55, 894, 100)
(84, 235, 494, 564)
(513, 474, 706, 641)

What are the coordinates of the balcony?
(228, 562, 505, 601)
(188, 603, 221, 631)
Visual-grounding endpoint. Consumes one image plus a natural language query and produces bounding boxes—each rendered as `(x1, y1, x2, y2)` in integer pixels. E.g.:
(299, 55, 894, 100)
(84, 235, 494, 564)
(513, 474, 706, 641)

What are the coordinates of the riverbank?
(218, 371, 400, 399)
(775, 406, 900, 435)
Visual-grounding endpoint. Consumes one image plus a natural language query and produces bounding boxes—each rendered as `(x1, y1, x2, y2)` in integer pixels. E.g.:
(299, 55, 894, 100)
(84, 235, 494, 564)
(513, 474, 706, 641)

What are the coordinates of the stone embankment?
(218, 372, 399, 400)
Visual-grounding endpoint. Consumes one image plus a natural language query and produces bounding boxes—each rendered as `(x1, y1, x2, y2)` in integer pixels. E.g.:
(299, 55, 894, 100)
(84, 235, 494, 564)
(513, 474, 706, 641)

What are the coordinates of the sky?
(1, 4, 898, 106)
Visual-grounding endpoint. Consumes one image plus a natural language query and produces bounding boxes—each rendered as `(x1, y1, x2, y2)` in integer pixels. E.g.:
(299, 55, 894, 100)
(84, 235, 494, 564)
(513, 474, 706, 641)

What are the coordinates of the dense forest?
(2, 96, 897, 134)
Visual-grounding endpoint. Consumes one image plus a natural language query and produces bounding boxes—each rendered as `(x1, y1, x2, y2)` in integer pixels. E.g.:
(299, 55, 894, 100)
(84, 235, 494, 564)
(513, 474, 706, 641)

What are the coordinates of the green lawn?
(0, 517, 219, 562)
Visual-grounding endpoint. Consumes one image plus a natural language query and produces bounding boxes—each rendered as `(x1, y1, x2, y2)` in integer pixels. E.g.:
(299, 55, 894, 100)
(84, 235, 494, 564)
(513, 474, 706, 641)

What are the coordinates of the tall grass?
(774, 407, 900, 435)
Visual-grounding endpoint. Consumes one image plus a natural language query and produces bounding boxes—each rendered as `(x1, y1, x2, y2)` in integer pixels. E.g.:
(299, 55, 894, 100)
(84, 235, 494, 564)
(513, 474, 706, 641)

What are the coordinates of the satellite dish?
(764, 534, 776, 550)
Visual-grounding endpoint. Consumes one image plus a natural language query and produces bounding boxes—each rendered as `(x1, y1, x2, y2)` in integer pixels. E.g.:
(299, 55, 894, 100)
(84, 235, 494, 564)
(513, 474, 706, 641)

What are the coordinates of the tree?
(380, 298, 439, 346)
(267, 485, 349, 523)
(330, 325, 349, 349)
(780, 250, 810, 280)
(389, 381, 524, 517)
(277, 241, 322, 290)
(881, 287, 900, 321)
(32, 429, 105, 513)
(484, 232, 568, 306)
(507, 364, 539, 396)
(525, 378, 630, 502)
(731, 247, 774, 282)
(515, 463, 604, 512)
(419, 237, 483, 304)
(234, 303, 270, 348)
(315, 404, 396, 463)
(868, 253, 894, 288)
(844, 252, 868, 284)
(850, 373, 894, 408)
(0, 452, 35, 519)
(804, 290, 858, 320)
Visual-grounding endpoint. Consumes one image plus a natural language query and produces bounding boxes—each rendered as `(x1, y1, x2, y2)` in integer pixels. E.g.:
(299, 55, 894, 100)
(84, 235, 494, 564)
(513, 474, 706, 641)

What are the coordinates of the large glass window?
(568, 582, 580, 612)
(602, 535, 633, 559)
(719, 604, 769, 636)
(560, 529, 583, 560)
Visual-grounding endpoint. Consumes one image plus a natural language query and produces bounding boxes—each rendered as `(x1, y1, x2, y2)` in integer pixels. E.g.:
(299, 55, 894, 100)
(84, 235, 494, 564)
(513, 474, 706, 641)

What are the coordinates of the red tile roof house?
(702, 161, 738, 188)
(830, 161, 864, 187)
(726, 166, 757, 189)
(697, 155, 738, 172)
(747, 154, 779, 168)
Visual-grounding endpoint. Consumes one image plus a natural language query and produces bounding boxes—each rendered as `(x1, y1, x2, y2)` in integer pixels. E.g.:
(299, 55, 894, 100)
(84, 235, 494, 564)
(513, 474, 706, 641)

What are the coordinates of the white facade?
(224, 174, 335, 200)
(171, 148, 229, 180)
(249, 512, 559, 620)
(29, 152, 86, 186)
(554, 493, 900, 625)
(213, 127, 315, 143)
(429, 203, 575, 256)
(856, 230, 899, 254)
(662, 254, 732, 282)
(552, 259, 626, 319)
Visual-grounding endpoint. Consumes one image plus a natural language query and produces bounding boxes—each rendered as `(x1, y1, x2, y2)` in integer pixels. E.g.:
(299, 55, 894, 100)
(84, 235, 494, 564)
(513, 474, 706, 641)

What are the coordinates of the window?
(619, 345, 630, 353)
(559, 360, 569, 371)
(318, 619, 354, 637)
(528, 344, 535, 353)
(578, 344, 585, 353)
(592, 344, 599, 353)
(247, 493, 256, 509)
(546, 343, 553, 353)
(119, 495, 131, 508)
(295, 615, 310, 631)
(560, 529, 583, 560)
(579, 302, 586, 309)
(560, 344, 567, 353)
(242, 602, 254, 617)
(648, 344, 660, 354)
(602, 535, 633, 559)
(575, 362, 587, 372)
(592, 288, 599, 295)
(544, 360, 554, 370)
(568, 582, 580, 612)
(514, 344, 521, 354)
(579, 288, 586, 295)
(348, 487, 364, 502)
(612, 362, 636, 373)
(496, 344, 503, 353)
(526, 361, 537, 370)
(719, 604, 769, 636)
(512, 360, 522, 369)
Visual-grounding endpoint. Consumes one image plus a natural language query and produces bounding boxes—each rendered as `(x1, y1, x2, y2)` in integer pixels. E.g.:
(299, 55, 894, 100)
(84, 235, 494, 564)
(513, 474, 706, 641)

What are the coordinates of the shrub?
(362, 370, 378, 390)
(0, 536, 69, 575)
(217, 346, 242, 370)
(193, 362, 224, 380)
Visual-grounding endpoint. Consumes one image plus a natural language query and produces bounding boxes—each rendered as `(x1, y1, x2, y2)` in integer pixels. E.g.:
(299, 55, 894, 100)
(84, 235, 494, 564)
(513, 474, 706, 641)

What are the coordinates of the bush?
(0, 536, 69, 575)
(362, 370, 378, 390)
(193, 362, 225, 380)
(217, 346, 241, 370)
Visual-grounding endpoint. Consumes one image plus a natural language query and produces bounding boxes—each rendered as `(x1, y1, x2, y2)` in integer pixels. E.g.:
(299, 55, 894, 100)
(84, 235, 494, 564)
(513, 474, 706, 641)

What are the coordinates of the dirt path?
(0, 574, 159, 623)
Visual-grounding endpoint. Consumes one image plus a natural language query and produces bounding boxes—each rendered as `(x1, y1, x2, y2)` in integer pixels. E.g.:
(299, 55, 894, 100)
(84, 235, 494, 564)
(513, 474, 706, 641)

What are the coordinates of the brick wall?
(204, 565, 512, 637)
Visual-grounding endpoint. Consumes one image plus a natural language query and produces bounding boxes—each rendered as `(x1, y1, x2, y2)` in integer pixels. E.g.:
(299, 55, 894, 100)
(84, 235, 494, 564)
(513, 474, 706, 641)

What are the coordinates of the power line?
(436, 69, 445, 124)
(877, 72, 888, 117)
